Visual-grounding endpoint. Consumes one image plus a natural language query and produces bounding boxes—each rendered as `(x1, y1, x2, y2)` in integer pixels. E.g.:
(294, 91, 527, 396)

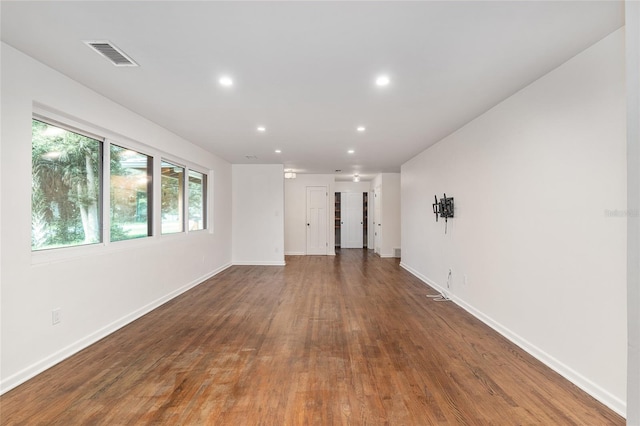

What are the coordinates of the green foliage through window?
(188, 171, 206, 231)
(110, 145, 152, 242)
(161, 160, 184, 234)
(31, 119, 102, 250)
(32, 117, 209, 251)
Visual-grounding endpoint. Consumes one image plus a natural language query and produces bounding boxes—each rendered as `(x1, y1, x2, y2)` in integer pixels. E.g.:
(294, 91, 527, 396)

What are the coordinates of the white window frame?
(31, 114, 105, 252)
(186, 168, 209, 233)
(31, 105, 212, 264)
(108, 142, 154, 244)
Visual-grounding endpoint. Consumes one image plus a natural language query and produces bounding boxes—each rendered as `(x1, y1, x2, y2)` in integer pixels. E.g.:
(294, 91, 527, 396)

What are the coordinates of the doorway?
(335, 192, 368, 249)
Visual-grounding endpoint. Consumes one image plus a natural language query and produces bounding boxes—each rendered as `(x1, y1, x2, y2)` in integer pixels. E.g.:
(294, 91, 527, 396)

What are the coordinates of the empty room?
(1, 1, 638, 424)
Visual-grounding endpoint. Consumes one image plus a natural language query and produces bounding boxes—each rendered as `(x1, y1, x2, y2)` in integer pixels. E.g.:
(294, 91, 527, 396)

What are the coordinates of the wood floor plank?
(0, 250, 624, 425)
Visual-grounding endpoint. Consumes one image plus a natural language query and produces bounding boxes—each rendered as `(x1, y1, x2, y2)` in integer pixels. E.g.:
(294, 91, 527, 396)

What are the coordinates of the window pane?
(32, 119, 102, 250)
(161, 160, 184, 234)
(188, 171, 206, 231)
(110, 145, 152, 241)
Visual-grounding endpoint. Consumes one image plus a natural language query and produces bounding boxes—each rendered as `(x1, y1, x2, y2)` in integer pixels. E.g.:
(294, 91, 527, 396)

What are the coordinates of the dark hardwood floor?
(0, 249, 623, 425)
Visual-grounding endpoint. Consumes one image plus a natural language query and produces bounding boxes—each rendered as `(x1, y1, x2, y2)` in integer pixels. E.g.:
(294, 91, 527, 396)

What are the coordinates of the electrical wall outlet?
(52, 308, 62, 325)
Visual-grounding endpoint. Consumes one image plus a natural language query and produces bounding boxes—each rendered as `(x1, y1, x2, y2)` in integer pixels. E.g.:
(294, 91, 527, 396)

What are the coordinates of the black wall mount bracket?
(432, 193, 454, 232)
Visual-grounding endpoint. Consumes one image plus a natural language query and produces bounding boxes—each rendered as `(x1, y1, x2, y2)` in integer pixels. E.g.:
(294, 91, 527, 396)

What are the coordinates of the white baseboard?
(284, 252, 336, 256)
(378, 249, 400, 258)
(400, 262, 626, 418)
(232, 260, 286, 266)
(0, 262, 232, 395)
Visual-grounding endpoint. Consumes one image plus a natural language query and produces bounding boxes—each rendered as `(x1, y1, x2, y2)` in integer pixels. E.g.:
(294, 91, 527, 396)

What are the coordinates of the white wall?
(0, 43, 233, 393)
(232, 164, 285, 265)
(627, 3, 640, 422)
(284, 174, 335, 255)
(401, 30, 626, 414)
(372, 173, 401, 257)
(334, 181, 371, 193)
(382, 174, 401, 257)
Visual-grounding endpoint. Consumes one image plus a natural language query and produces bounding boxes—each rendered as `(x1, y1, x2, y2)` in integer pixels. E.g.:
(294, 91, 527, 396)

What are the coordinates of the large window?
(31, 119, 102, 250)
(32, 115, 210, 252)
(110, 145, 153, 241)
(188, 171, 206, 231)
(161, 160, 185, 234)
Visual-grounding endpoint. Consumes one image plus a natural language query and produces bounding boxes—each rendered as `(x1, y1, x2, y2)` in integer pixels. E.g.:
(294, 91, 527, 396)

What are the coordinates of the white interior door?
(374, 186, 382, 254)
(306, 186, 327, 255)
(367, 190, 374, 249)
(341, 192, 363, 248)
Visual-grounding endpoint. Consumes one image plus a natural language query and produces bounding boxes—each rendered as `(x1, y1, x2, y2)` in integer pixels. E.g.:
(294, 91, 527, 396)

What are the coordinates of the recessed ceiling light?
(257, 126, 266, 132)
(275, 149, 281, 153)
(353, 174, 360, 183)
(357, 126, 366, 132)
(219, 76, 233, 87)
(348, 149, 355, 154)
(375, 75, 390, 86)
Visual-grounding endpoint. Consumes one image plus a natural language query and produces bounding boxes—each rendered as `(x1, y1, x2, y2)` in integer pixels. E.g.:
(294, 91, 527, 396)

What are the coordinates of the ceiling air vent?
(84, 40, 138, 67)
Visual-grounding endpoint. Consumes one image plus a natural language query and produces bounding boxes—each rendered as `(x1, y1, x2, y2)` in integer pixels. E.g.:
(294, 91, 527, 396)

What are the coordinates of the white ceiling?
(1, 1, 624, 181)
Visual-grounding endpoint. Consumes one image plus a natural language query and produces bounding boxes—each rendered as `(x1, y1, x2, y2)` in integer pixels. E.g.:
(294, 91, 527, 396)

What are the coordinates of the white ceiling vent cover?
(84, 40, 138, 67)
